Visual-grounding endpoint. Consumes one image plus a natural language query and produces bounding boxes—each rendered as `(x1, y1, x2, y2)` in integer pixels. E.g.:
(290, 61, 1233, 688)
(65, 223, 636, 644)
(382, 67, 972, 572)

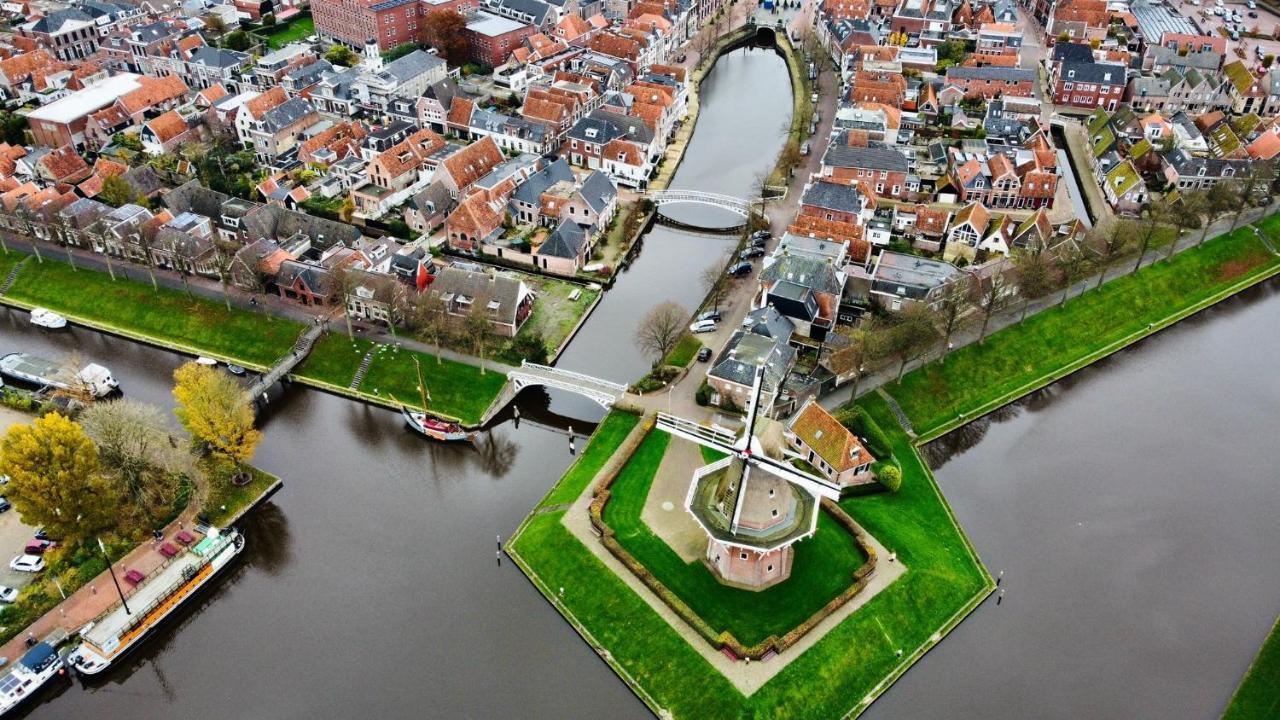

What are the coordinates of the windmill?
(654, 364, 842, 590)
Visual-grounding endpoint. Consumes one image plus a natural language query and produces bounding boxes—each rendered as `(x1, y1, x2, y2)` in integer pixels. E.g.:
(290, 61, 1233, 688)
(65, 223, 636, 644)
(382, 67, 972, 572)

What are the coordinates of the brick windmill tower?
(655, 366, 842, 590)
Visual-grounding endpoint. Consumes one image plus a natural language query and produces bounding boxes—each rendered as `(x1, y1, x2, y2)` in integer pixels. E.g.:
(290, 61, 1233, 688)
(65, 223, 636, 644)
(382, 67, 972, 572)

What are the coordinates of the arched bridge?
(509, 361, 628, 408)
(650, 189, 769, 222)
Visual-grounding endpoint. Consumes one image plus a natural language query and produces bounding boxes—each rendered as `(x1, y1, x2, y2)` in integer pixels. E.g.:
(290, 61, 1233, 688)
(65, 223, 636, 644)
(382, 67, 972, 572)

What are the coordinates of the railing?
(517, 361, 629, 392)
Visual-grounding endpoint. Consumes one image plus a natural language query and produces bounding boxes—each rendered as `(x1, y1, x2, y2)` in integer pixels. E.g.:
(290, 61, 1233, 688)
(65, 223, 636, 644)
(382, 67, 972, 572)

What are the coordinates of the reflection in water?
(240, 501, 292, 576)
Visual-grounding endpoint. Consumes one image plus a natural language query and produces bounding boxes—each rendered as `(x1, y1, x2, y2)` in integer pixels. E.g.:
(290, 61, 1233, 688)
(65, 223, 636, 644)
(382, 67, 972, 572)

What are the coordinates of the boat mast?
(413, 356, 430, 412)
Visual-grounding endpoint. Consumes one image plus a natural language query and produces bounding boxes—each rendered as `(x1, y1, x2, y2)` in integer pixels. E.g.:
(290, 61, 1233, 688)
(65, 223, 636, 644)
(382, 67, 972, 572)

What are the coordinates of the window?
(767, 564, 774, 572)
(740, 552, 747, 560)
(771, 509, 779, 517)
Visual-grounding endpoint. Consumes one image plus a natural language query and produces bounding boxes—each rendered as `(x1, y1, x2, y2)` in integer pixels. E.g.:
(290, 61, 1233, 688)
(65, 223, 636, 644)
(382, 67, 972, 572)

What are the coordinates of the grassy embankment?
(0, 252, 505, 424)
(602, 431, 867, 647)
(508, 396, 989, 718)
(1223, 613, 1280, 720)
(882, 223, 1280, 441)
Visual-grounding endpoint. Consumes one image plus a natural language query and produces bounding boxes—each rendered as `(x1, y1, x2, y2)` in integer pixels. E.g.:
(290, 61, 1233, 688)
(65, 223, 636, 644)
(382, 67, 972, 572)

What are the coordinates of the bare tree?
(1203, 180, 1241, 242)
(462, 293, 494, 374)
(130, 230, 159, 291)
(1012, 249, 1055, 320)
(1132, 198, 1172, 272)
(1054, 242, 1089, 306)
(407, 291, 451, 364)
(973, 271, 1011, 343)
(1171, 191, 1207, 260)
(634, 301, 686, 364)
(700, 261, 729, 311)
(887, 303, 940, 381)
(934, 274, 973, 357)
(81, 398, 191, 519)
(1231, 162, 1273, 230)
(1087, 221, 1133, 289)
(827, 322, 887, 399)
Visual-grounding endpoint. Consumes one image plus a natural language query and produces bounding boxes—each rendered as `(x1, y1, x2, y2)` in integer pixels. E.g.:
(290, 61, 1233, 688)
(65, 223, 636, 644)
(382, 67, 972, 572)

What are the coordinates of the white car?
(28, 308, 66, 330)
(689, 319, 718, 334)
(9, 554, 44, 573)
(0, 586, 16, 603)
(1247, 0, 1256, 7)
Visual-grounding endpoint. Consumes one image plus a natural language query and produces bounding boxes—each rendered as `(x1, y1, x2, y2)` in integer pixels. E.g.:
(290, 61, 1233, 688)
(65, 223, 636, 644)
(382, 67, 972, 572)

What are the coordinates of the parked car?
(697, 347, 713, 362)
(1247, 0, 1256, 8)
(34, 528, 59, 542)
(800, 142, 810, 156)
(9, 554, 44, 573)
(0, 586, 17, 603)
(727, 261, 753, 277)
(1231, 30, 1240, 40)
(1247, 10, 1258, 16)
(696, 309, 722, 323)
(23, 540, 53, 555)
(0, 497, 8, 513)
(740, 246, 766, 260)
(810, 92, 818, 104)
(689, 319, 718, 334)
(750, 230, 772, 241)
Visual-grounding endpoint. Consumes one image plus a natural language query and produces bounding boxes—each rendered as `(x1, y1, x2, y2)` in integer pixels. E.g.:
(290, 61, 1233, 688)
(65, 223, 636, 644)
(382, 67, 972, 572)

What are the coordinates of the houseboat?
(67, 527, 245, 676)
(28, 308, 66, 330)
(0, 353, 118, 397)
(0, 641, 65, 716)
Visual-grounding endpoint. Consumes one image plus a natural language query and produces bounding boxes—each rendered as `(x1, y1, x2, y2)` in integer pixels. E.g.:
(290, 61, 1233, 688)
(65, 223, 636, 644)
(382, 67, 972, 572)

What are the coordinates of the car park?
(727, 261, 753, 277)
(0, 586, 16, 603)
(696, 347, 712, 362)
(9, 554, 44, 573)
(689, 319, 718, 334)
(696, 309, 722, 323)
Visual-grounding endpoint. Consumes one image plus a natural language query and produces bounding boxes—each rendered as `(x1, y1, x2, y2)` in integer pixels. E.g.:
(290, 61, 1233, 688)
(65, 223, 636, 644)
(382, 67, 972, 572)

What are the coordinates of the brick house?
(784, 398, 877, 490)
(1052, 60, 1126, 110)
(819, 143, 912, 200)
(944, 66, 1036, 101)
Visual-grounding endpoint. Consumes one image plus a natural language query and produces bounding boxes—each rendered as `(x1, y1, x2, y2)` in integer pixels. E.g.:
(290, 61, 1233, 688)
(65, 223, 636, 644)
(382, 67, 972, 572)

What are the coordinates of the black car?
(750, 230, 771, 241)
(727, 261, 753, 277)
(697, 347, 713, 362)
(696, 309, 722, 323)
(740, 246, 766, 260)
(0, 498, 10, 513)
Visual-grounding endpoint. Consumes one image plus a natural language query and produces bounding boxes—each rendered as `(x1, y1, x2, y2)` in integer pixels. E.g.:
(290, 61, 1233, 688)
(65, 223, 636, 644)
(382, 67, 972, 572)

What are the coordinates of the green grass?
(509, 395, 990, 719)
(252, 14, 314, 49)
(204, 463, 281, 527)
(539, 410, 640, 508)
(602, 431, 868, 646)
(295, 334, 376, 388)
(885, 226, 1280, 438)
(665, 333, 702, 368)
(357, 345, 507, 425)
(1223, 614, 1280, 720)
(507, 276, 599, 359)
(6, 254, 299, 366)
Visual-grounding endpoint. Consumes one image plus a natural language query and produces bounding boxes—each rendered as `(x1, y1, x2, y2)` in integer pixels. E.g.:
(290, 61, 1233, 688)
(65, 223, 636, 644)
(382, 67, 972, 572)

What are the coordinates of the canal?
(556, 41, 793, 385)
(13, 42, 795, 720)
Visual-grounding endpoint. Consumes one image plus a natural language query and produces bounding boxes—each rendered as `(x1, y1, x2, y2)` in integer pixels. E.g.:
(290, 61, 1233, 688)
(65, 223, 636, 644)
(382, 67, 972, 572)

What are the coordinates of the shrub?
(695, 381, 712, 406)
(877, 464, 902, 493)
(510, 331, 549, 364)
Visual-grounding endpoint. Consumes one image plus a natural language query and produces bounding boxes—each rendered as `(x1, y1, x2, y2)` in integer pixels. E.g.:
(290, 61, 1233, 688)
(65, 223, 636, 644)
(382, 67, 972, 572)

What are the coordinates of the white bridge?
(508, 361, 629, 409)
(650, 189, 768, 221)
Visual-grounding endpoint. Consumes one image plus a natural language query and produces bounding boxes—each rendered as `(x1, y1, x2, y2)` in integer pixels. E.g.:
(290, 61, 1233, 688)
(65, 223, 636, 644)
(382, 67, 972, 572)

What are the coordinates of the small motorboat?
(226, 364, 246, 376)
(402, 407, 474, 442)
(28, 308, 66, 330)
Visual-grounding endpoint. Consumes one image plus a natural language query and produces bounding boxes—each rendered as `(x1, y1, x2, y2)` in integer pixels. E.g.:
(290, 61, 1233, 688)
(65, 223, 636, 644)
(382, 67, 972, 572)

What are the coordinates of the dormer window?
(1068, 70, 1075, 79)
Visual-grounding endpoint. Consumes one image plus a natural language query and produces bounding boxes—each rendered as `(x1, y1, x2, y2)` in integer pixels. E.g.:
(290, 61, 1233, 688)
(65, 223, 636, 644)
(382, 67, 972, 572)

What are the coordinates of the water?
(12, 45, 795, 720)
(556, 44, 793, 385)
(864, 282, 1280, 719)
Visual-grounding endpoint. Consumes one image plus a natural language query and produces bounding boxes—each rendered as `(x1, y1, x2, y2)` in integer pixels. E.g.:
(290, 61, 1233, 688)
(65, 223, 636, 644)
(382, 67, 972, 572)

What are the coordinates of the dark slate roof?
(945, 66, 1037, 83)
(131, 20, 183, 43)
(163, 180, 241, 219)
(538, 219, 587, 258)
(1060, 61, 1126, 86)
(422, 78, 461, 104)
(708, 331, 795, 393)
(287, 59, 333, 84)
(189, 46, 248, 69)
(429, 267, 528, 326)
(1165, 147, 1251, 178)
(1052, 42, 1094, 64)
(241, 204, 360, 249)
(511, 157, 574, 204)
(567, 109, 655, 144)
(822, 144, 909, 172)
(577, 170, 616, 214)
(26, 8, 92, 33)
(407, 180, 455, 216)
(261, 97, 316, 134)
(123, 165, 162, 197)
(381, 50, 446, 84)
(741, 305, 794, 341)
(761, 254, 843, 295)
(490, 0, 553, 25)
(801, 181, 862, 213)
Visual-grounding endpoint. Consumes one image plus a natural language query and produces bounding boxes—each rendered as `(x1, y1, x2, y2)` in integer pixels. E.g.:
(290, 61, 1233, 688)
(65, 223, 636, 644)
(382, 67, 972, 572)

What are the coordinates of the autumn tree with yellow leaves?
(0, 412, 121, 540)
(172, 362, 262, 464)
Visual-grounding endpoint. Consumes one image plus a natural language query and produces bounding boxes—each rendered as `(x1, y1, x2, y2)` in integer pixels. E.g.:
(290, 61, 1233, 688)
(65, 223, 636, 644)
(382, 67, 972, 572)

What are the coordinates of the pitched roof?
(789, 398, 875, 473)
(144, 110, 188, 144)
(244, 86, 288, 119)
(441, 136, 504, 189)
(822, 144, 909, 172)
(802, 181, 864, 213)
(36, 144, 89, 183)
(118, 74, 188, 116)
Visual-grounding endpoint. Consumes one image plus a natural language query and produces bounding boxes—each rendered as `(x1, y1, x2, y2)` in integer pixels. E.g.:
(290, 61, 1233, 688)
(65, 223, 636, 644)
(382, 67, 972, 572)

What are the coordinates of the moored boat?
(0, 641, 65, 716)
(28, 309, 66, 330)
(0, 353, 117, 397)
(67, 527, 245, 676)
(402, 407, 474, 442)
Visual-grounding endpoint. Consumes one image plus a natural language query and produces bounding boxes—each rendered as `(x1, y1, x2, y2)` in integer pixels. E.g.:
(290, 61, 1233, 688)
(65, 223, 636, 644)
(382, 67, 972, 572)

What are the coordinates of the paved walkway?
(0, 510, 204, 665)
(557, 412, 906, 695)
(640, 435, 709, 563)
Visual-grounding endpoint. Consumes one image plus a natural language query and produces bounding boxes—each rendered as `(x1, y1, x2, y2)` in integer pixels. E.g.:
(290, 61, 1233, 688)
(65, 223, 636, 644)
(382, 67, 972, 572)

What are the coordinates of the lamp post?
(98, 538, 131, 616)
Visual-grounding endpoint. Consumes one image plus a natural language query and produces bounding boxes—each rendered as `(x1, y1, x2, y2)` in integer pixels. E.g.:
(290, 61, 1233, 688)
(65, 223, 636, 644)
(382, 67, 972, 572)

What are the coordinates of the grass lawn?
(205, 463, 281, 527)
(5, 254, 300, 366)
(509, 395, 990, 718)
(358, 345, 506, 424)
(0, 251, 22, 281)
(253, 14, 315, 49)
(885, 226, 1280, 439)
(506, 276, 599, 360)
(602, 431, 867, 647)
(664, 333, 702, 368)
(294, 334, 375, 389)
(1223, 614, 1280, 720)
(539, 410, 640, 508)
